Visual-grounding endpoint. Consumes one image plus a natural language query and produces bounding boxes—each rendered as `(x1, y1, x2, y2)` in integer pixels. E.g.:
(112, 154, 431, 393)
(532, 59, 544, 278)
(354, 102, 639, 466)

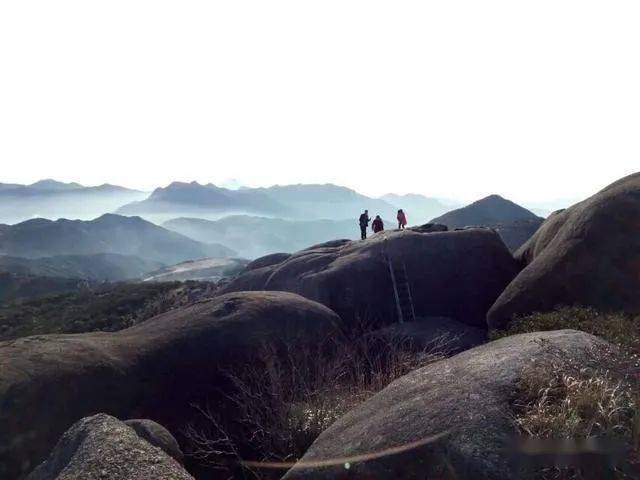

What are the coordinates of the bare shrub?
(184, 329, 445, 479)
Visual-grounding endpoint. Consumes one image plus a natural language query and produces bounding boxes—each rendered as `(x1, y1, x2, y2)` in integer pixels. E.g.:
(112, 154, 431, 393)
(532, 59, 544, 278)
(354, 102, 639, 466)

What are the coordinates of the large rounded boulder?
(282, 330, 614, 480)
(0, 291, 341, 479)
(488, 172, 640, 329)
(221, 229, 520, 327)
(27, 414, 193, 480)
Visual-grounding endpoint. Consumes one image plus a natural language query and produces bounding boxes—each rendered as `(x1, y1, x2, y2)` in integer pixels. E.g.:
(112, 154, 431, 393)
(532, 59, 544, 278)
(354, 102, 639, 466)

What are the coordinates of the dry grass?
(512, 360, 640, 479)
(184, 329, 444, 479)
(493, 306, 640, 357)
(515, 364, 636, 440)
(504, 307, 640, 478)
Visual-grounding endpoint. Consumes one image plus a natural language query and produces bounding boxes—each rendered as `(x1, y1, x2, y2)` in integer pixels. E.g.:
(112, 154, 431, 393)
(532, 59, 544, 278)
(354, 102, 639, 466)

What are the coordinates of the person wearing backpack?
(372, 215, 384, 233)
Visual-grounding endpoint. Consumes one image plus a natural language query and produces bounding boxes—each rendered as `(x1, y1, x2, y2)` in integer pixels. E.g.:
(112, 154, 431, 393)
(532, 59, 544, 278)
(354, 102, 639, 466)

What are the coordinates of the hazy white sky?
(1, 1, 638, 203)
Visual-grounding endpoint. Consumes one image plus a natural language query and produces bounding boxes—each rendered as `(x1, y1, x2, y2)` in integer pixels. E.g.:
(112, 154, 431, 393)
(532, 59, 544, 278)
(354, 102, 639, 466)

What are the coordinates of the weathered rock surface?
(408, 223, 448, 233)
(488, 172, 640, 329)
(124, 419, 184, 464)
(282, 330, 612, 480)
(244, 252, 292, 271)
(220, 228, 520, 327)
(514, 208, 568, 266)
(0, 292, 341, 479)
(27, 414, 193, 480)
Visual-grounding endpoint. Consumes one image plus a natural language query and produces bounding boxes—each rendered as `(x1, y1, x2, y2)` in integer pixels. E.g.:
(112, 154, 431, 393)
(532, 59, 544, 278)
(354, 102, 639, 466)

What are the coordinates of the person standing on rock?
(397, 209, 407, 230)
(372, 215, 384, 233)
(359, 210, 370, 240)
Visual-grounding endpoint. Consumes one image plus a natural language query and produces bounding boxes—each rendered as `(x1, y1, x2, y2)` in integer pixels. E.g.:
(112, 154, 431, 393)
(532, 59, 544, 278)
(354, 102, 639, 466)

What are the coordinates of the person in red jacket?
(397, 209, 407, 230)
(372, 215, 384, 233)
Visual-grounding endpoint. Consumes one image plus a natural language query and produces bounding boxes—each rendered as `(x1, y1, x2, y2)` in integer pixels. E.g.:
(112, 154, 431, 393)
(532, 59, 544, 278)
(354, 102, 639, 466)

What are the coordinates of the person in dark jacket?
(358, 210, 370, 240)
(372, 215, 384, 233)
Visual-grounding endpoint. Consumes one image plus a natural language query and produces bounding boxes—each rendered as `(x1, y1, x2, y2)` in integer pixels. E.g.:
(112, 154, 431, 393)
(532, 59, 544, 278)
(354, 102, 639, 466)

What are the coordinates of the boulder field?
(221, 228, 520, 327)
(0, 291, 341, 479)
(488, 172, 640, 329)
(281, 330, 616, 480)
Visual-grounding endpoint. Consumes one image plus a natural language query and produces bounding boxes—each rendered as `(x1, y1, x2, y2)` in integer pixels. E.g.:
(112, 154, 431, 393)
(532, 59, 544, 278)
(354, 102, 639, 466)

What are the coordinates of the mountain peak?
(93, 183, 141, 193)
(148, 182, 231, 204)
(30, 179, 83, 190)
(431, 194, 541, 228)
(479, 194, 506, 202)
(92, 213, 147, 226)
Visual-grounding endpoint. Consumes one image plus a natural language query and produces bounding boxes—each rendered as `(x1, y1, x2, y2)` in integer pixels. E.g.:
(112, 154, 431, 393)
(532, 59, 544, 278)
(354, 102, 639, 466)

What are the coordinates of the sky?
(1, 1, 639, 205)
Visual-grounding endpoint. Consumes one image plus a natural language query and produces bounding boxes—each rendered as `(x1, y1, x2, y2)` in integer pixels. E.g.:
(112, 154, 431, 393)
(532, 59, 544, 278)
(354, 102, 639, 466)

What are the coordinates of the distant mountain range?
(430, 195, 544, 251)
(1, 178, 454, 227)
(0, 180, 147, 225)
(0, 253, 163, 282)
(0, 179, 84, 191)
(253, 184, 398, 220)
(116, 182, 292, 223)
(163, 215, 359, 259)
(0, 178, 547, 262)
(0, 214, 236, 264)
(117, 182, 448, 224)
(381, 193, 453, 224)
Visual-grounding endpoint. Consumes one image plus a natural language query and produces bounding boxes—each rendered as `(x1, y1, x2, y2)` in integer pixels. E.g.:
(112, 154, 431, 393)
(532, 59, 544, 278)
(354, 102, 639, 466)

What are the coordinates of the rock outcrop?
(409, 223, 448, 233)
(221, 228, 520, 327)
(27, 414, 193, 480)
(244, 252, 292, 271)
(0, 292, 341, 479)
(282, 330, 613, 480)
(488, 172, 640, 329)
